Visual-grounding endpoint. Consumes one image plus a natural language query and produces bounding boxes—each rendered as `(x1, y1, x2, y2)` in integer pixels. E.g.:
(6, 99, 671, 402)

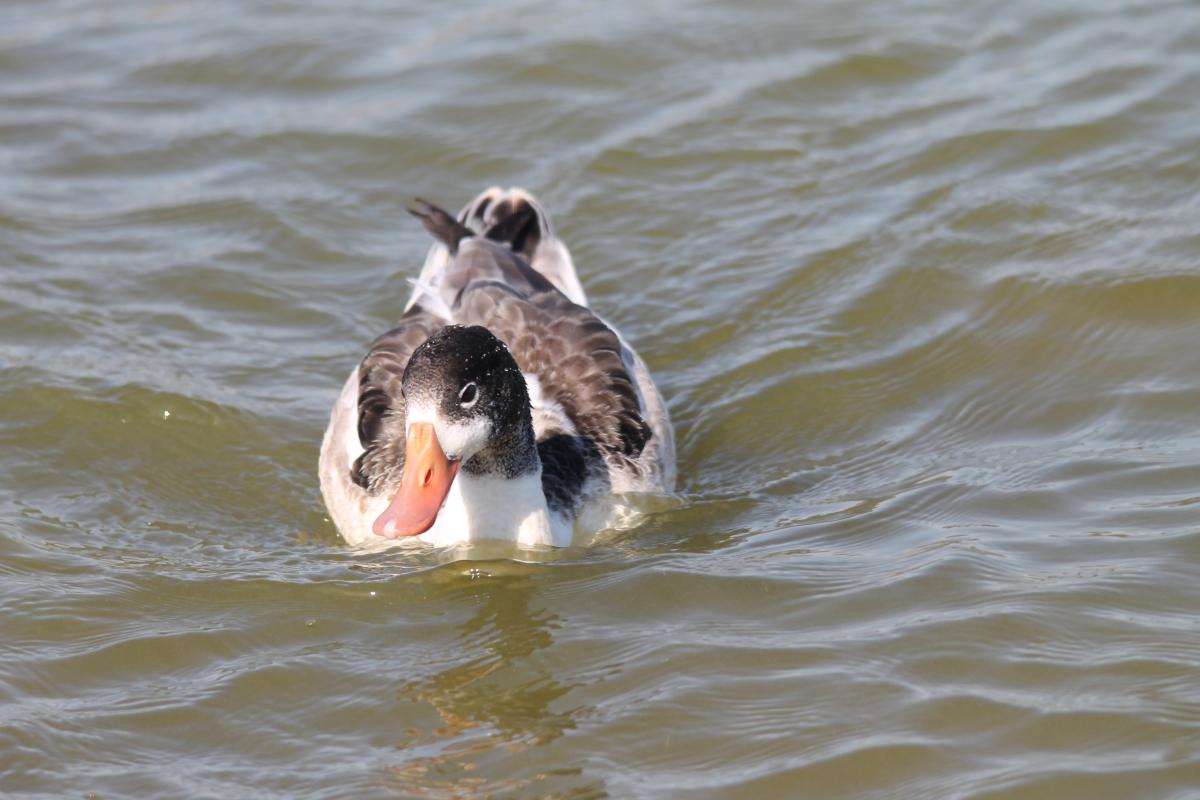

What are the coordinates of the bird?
(318, 187, 674, 549)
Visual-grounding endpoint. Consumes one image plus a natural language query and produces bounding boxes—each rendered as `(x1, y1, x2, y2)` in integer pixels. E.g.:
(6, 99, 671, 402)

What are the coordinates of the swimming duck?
(318, 187, 674, 548)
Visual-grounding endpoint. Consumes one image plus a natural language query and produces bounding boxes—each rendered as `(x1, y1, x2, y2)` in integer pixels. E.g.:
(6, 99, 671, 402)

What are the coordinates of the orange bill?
(372, 422, 460, 538)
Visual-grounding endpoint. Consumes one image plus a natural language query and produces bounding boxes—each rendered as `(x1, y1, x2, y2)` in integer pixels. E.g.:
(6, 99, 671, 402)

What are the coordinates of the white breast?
(419, 469, 572, 548)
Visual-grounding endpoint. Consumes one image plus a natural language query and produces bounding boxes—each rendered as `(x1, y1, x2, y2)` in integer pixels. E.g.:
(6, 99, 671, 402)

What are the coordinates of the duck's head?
(373, 324, 534, 538)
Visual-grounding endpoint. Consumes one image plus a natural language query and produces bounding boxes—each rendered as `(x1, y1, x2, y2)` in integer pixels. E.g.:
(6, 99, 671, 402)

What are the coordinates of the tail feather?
(459, 189, 547, 262)
(484, 200, 539, 255)
(408, 199, 473, 254)
(404, 187, 590, 315)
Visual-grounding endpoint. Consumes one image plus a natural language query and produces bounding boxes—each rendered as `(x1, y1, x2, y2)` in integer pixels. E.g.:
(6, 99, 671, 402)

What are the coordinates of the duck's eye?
(458, 382, 478, 408)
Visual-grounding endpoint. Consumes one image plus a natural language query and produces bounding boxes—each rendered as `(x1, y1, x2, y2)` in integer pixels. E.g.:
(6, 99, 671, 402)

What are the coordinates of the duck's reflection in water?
(386, 563, 598, 796)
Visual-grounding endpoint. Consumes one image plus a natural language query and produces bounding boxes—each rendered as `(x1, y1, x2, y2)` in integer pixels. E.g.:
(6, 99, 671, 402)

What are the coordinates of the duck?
(318, 187, 675, 549)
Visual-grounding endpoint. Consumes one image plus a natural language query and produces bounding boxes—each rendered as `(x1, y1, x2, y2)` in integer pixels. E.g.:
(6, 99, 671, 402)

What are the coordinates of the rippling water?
(3, 0, 1200, 796)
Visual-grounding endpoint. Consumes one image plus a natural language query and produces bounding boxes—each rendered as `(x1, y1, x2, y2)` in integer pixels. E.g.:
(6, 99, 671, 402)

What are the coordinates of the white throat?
(418, 467, 571, 549)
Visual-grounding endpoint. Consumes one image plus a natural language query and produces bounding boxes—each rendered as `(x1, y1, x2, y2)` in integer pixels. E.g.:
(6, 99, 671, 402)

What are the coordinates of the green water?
(3, 1, 1200, 797)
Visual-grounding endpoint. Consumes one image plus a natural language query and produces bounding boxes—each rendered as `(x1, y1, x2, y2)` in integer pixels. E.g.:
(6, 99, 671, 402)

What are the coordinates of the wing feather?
(352, 312, 440, 491)
(454, 281, 652, 465)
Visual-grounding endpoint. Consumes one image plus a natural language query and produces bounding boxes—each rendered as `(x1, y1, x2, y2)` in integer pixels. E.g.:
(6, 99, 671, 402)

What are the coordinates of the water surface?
(2, 0, 1200, 797)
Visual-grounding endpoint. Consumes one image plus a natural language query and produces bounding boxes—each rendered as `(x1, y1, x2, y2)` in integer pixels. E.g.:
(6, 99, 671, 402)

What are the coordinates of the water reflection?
(387, 566, 586, 795)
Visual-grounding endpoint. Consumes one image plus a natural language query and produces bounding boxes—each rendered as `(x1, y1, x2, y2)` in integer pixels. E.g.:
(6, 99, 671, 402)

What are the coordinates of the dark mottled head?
(401, 325, 535, 475)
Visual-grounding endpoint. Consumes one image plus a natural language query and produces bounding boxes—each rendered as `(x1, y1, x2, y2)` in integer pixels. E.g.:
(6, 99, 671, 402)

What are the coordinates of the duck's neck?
(421, 466, 569, 548)
(461, 421, 539, 479)
(420, 426, 569, 548)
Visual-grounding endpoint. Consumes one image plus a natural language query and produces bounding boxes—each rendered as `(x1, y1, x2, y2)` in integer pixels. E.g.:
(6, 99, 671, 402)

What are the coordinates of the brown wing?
(352, 311, 440, 492)
(455, 280, 651, 466)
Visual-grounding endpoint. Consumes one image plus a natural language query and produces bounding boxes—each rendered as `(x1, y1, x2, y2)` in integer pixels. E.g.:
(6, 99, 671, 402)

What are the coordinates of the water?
(3, 0, 1200, 796)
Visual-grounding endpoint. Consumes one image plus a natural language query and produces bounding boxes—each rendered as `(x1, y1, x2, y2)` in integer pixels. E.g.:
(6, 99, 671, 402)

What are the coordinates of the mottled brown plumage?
(351, 316, 437, 492)
(455, 282, 652, 463)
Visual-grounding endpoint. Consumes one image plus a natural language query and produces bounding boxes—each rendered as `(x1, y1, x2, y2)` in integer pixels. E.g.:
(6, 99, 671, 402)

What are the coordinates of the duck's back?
(406, 191, 674, 500)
